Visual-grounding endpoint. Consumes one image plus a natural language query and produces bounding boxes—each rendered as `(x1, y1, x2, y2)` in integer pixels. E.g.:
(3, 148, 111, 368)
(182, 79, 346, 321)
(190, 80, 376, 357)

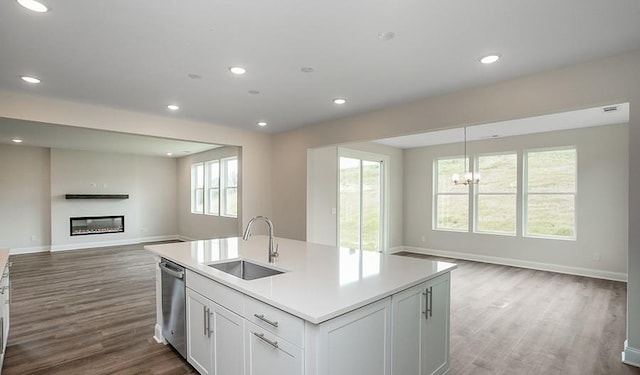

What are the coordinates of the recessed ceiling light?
(377, 31, 395, 41)
(17, 0, 48, 12)
(20, 76, 41, 84)
(248, 90, 260, 95)
(167, 104, 179, 111)
(166, 152, 173, 156)
(479, 54, 501, 64)
(12, 138, 23, 143)
(300, 67, 314, 73)
(188, 73, 201, 80)
(257, 121, 268, 127)
(333, 98, 347, 105)
(229, 66, 246, 75)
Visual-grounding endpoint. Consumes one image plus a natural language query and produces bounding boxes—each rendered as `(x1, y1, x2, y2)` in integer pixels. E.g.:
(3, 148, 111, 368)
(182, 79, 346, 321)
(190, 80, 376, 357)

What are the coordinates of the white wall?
(306, 141, 403, 249)
(49, 149, 178, 250)
(177, 146, 241, 240)
(403, 124, 628, 280)
(0, 144, 50, 251)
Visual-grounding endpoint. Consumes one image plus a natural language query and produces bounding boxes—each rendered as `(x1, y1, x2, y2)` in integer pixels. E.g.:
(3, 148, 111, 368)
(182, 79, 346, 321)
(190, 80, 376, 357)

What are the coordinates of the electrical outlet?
(592, 253, 601, 261)
(421, 235, 426, 242)
(331, 208, 337, 215)
(90, 182, 97, 188)
(31, 235, 37, 242)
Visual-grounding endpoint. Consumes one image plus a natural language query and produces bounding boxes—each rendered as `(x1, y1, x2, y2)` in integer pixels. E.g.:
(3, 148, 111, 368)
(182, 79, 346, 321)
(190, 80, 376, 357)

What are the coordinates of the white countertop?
(145, 236, 456, 324)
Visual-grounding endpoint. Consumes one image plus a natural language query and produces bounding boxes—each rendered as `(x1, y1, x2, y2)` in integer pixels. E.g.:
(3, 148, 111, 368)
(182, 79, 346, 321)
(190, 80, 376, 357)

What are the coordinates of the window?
(191, 156, 238, 218)
(222, 157, 238, 217)
(434, 157, 469, 231)
(191, 163, 204, 214)
(475, 153, 517, 234)
(524, 147, 576, 239)
(205, 160, 220, 215)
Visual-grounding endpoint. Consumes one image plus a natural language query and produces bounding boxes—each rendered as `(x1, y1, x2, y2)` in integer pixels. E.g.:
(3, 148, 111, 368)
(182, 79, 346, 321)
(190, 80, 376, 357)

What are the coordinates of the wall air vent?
(602, 106, 619, 113)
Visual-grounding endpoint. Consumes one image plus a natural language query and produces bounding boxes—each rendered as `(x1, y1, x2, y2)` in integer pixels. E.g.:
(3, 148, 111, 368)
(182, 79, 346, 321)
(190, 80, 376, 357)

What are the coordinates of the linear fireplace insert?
(70, 215, 124, 236)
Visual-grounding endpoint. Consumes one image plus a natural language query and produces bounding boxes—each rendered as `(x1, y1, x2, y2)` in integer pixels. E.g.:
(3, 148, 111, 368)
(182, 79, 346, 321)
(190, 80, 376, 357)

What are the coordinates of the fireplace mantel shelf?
(65, 194, 129, 200)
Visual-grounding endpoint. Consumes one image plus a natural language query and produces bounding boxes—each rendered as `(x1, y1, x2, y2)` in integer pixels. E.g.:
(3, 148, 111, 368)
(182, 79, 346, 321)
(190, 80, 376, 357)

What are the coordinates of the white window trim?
(473, 151, 518, 236)
(190, 156, 238, 218)
(523, 146, 577, 240)
(337, 147, 389, 253)
(220, 156, 238, 218)
(433, 155, 471, 233)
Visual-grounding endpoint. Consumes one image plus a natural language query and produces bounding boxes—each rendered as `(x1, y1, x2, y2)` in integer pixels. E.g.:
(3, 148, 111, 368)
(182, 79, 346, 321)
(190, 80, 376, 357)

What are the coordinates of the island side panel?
(152, 254, 165, 343)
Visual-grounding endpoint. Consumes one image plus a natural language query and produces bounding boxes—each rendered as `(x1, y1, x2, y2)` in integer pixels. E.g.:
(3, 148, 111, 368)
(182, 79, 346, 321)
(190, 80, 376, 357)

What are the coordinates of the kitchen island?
(146, 236, 457, 375)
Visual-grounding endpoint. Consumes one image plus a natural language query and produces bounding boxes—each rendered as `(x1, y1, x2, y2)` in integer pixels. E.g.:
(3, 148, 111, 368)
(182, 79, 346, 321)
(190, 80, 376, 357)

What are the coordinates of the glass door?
(338, 151, 384, 252)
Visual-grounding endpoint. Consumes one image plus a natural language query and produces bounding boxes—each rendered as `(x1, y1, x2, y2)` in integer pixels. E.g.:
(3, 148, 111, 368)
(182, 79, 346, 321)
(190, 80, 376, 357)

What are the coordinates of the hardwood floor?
(396, 251, 640, 375)
(3, 244, 639, 374)
(3, 242, 196, 375)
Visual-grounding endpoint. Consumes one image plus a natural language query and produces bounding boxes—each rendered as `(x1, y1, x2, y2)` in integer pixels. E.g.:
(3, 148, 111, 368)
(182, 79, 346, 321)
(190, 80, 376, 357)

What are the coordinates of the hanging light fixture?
(452, 127, 480, 185)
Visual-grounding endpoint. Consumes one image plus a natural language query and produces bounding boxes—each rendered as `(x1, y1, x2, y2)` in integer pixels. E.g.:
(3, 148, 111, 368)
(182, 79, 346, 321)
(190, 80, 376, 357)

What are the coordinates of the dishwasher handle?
(159, 262, 184, 279)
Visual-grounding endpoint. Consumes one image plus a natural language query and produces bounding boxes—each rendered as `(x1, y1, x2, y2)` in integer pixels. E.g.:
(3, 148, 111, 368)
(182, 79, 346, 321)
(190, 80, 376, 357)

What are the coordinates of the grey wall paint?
(403, 124, 628, 278)
(177, 146, 241, 240)
(0, 145, 50, 250)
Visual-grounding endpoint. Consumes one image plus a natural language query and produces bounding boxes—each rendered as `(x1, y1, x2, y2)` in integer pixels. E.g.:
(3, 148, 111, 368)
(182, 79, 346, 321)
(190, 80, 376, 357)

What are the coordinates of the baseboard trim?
(48, 235, 181, 252)
(9, 245, 51, 255)
(623, 340, 640, 367)
(398, 246, 628, 282)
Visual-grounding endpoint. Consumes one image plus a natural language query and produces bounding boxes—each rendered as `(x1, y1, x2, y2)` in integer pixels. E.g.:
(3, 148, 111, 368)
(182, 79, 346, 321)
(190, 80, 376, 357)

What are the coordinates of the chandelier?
(452, 127, 480, 185)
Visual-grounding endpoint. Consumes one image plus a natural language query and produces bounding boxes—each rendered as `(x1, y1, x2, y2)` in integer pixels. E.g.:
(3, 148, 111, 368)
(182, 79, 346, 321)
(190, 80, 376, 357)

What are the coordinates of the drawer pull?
(254, 313, 279, 327)
(253, 332, 279, 349)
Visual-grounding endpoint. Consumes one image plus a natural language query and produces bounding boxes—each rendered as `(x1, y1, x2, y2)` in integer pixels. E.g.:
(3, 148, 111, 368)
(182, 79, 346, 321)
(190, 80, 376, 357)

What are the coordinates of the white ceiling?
(1, 1, 640, 134)
(374, 103, 630, 148)
(0, 118, 221, 157)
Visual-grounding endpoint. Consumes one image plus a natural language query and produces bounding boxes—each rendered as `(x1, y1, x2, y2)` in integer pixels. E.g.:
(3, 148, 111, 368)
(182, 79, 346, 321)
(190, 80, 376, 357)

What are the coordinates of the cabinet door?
(212, 303, 245, 375)
(423, 274, 450, 375)
(391, 283, 425, 375)
(245, 322, 303, 375)
(186, 289, 213, 375)
(317, 297, 391, 375)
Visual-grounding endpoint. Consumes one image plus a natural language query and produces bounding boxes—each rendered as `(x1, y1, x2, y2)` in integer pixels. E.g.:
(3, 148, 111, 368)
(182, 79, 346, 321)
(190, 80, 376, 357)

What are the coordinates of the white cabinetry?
(391, 273, 450, 375)
(315, 297, 392, 375)
(186, 272, 245, 375)
(245, 321, 303, 375)
(186, 289, 213, 375)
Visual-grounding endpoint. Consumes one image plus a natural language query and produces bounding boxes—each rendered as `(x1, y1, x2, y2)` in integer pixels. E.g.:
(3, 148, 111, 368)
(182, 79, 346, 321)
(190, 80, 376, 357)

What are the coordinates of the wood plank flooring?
(3, 242, 196, 375)
(395, 251, 640, 375)
(2, 244, 639, 374)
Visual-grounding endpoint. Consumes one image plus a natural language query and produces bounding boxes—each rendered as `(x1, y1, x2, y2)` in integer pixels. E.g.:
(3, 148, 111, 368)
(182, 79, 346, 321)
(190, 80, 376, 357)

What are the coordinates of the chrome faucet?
(242, 216, 278, 263)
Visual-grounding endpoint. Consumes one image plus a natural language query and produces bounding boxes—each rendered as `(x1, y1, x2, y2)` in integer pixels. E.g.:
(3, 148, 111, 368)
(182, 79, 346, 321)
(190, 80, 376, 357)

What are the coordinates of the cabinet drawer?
(244, 296, 304, 348)
(186, 270, 244, 315)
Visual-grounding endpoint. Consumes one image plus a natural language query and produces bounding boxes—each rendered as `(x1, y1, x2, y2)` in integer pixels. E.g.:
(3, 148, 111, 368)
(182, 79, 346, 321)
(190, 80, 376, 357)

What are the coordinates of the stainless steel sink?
(208, 260, 284, 280)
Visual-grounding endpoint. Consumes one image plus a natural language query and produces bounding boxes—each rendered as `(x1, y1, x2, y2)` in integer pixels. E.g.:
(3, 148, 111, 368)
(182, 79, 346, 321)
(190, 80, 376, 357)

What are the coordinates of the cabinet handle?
(254, 314, 279, 327)
(423, 287, 433, 320)
(207, 309, 213, 338)
(203, 306, 208, 336)
(253, 332, 279, 349)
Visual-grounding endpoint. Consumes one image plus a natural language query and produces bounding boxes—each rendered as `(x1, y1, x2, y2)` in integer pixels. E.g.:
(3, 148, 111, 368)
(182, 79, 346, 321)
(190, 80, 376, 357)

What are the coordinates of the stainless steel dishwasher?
(160, 258, 186, 358)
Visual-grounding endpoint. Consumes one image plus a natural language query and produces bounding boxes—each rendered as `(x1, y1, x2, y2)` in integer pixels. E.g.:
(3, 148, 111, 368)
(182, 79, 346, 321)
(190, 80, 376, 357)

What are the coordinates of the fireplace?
(70, 215, 125, 236)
